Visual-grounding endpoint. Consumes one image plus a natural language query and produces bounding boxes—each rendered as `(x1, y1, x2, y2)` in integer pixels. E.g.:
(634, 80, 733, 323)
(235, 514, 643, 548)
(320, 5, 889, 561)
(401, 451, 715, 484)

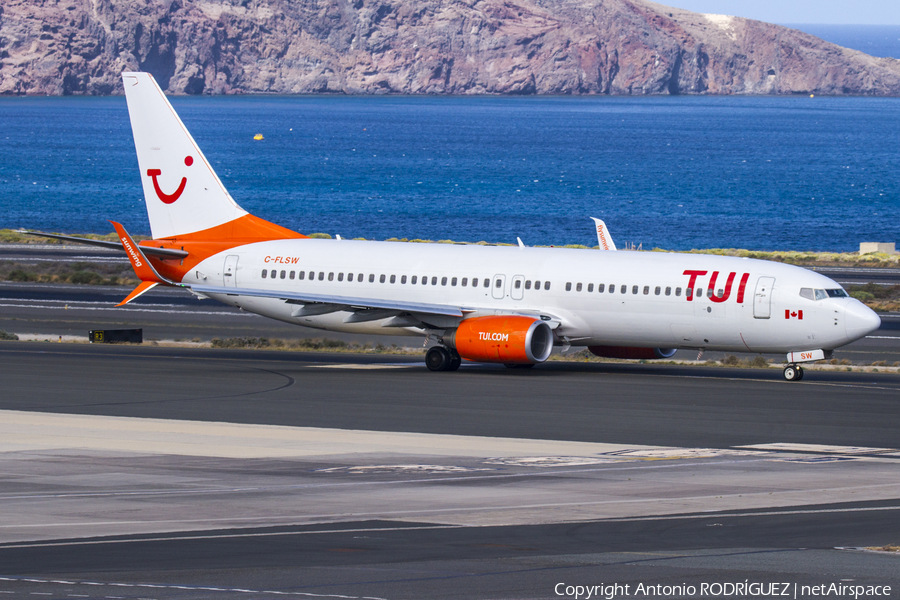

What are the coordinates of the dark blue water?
(788, 24, 900, 59)
(1, 95, 899, 251)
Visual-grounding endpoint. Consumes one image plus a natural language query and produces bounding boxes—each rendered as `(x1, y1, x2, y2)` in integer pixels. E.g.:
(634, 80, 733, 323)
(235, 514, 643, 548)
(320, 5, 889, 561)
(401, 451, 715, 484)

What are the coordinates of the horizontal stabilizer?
(116, 281, 159, 307)
(16, 230, 187, 258)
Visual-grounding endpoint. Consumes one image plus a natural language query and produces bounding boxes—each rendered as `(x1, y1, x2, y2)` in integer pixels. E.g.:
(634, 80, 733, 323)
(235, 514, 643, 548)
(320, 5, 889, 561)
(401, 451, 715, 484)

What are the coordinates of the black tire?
(796, 366, 804, 381)
(448, 355, 462, 371)
(783, 365, 798, 381)
(426, 346, 451, 372)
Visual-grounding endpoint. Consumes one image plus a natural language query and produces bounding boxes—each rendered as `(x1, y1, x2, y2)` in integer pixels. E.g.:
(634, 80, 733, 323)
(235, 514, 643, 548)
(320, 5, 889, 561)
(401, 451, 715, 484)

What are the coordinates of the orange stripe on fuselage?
(138, 214, 307, 282)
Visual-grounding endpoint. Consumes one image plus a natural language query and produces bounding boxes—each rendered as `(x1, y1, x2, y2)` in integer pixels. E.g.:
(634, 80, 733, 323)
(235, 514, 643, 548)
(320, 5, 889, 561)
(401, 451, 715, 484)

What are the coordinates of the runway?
(3, 246, 900, 598)
(2, 342, 900, 598)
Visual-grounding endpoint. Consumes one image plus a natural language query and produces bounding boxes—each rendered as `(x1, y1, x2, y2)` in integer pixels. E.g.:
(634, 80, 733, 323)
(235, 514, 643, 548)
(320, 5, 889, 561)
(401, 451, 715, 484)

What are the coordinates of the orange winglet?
(110, 220, 164, 283)
(116, 281, 159, 307)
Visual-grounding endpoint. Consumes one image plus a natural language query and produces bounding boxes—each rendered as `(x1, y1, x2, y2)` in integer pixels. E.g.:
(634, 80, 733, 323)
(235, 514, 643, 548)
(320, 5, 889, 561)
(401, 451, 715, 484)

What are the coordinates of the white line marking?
(0, 303, 252, 316)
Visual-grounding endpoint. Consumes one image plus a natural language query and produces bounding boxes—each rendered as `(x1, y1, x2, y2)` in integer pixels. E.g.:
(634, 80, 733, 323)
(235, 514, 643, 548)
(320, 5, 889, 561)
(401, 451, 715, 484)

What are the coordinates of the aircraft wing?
(187, 283, 467, 319)
(18, 230, 188, 259)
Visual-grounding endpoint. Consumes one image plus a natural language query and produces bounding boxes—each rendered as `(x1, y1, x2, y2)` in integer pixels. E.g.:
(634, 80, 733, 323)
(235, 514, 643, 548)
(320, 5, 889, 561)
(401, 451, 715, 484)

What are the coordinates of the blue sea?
(1, 94, 899, 252)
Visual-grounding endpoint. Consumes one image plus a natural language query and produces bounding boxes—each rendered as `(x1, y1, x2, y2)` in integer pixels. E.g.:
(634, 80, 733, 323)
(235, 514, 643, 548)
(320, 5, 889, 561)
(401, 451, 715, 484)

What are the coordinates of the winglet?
(109, 220, 174, 306)
(591, 218, 617, 251)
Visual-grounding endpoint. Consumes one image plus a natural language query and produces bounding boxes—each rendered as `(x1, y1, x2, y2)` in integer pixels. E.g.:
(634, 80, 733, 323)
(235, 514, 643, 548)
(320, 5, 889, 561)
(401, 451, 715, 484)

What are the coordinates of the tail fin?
(590, 218, 617, 251)
(123, 72, 250, 240)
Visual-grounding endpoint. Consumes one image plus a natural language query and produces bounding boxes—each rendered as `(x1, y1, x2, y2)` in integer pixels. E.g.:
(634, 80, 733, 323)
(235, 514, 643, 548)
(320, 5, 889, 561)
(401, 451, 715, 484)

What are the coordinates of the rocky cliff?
(3, 0, 900, 95)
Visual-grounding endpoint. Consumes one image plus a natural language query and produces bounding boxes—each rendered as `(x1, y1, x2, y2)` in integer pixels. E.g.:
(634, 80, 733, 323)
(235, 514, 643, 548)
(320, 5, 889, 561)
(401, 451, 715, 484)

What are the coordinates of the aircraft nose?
(844, 300, 882, 341)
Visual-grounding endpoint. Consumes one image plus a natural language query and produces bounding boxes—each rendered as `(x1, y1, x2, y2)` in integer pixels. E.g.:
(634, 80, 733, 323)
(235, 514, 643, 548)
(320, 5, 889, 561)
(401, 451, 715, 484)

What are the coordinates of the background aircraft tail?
(122, 72, 301, 242)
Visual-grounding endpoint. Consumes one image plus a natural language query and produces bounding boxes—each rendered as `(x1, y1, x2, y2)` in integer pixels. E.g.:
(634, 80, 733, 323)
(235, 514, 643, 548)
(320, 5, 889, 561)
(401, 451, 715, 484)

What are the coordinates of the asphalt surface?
(3, 245, 900, 599)
(2, 504, 899, 600)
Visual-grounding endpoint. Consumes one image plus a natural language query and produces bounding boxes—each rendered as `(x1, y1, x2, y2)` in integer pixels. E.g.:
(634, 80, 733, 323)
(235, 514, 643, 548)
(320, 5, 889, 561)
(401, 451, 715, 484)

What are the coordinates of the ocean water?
(1, 95, 899, 252)
(788, 24, 900, 59)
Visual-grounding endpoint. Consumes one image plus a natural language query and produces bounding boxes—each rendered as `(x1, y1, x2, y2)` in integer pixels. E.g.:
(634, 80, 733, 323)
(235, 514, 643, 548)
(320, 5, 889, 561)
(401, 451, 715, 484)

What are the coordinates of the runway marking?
(0, 576, 388, 600)
(313, 364, 418, 370)
(739, 443, 900, 455)
(0, 302, 253, 317)
(865, 335, 900, 339)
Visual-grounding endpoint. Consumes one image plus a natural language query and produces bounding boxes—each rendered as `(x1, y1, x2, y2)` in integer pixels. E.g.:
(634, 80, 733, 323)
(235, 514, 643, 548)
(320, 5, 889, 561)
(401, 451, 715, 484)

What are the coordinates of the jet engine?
(588, 346, 677, 360)
(444, 316, 554, 364)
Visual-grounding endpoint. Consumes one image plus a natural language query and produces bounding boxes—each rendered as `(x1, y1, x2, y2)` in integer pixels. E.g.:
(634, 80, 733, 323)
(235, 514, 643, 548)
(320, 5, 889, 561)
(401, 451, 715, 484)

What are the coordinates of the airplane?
(23, 71, 882, 381)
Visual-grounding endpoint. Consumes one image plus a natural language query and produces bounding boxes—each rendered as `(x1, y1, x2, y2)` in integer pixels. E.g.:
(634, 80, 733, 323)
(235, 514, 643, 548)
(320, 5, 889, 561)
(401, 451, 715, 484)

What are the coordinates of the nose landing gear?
(783, 364, 804, 381)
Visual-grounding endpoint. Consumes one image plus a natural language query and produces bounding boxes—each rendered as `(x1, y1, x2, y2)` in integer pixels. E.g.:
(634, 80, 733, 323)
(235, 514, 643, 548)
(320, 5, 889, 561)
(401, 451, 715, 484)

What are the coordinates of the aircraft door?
(511, 275, 525, 300)
(753, 276, 775, 318)
(223, 255, 239, 287)
(492, 274, 506, 300)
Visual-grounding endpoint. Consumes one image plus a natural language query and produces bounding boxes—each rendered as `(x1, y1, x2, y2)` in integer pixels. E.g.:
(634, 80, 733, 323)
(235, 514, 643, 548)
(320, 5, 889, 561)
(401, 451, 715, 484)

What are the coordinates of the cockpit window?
(807, 288, 849, 300)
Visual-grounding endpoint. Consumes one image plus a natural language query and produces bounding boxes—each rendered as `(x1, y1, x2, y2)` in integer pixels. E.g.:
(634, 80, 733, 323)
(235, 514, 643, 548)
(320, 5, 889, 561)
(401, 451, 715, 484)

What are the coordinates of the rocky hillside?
(3, 0, 900, 95)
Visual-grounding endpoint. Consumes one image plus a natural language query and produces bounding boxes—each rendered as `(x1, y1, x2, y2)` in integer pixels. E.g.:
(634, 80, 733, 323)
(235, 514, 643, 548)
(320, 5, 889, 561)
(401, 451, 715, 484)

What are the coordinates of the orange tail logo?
(147, 155, 193, 204)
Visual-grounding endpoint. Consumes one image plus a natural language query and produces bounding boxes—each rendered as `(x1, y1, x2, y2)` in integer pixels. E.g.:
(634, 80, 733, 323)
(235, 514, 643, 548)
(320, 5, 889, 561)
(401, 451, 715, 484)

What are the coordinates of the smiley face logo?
(146, 156, 193, 204)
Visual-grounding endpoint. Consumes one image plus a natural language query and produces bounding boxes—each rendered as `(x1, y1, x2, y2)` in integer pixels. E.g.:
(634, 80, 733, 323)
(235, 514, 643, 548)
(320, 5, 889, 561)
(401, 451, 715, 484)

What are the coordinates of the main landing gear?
(783, 364, 804, 381)
(426, 346, 462, 372)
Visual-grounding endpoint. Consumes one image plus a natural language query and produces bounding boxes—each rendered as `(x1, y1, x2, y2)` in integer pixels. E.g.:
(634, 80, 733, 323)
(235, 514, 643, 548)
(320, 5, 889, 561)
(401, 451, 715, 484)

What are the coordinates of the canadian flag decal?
(785, 309, 804, 320)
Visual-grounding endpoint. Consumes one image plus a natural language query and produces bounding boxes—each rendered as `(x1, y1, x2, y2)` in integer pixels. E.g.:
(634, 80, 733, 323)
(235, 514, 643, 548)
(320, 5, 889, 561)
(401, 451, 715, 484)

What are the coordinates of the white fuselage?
(183, 239, 880, 354)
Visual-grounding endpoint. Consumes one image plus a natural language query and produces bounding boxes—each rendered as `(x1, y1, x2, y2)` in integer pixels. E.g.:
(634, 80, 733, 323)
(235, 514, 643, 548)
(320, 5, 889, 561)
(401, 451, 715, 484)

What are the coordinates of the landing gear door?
(224, 254, 239, 288)
(492, 274, 506, 300)
(754, 276, 775, 319)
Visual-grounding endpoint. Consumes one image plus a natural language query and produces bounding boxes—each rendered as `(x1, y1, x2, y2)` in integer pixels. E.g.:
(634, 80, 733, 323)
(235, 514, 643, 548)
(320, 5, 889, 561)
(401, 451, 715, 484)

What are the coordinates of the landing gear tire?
(783, 365, 804, 381)
(426, 346, 458, 372)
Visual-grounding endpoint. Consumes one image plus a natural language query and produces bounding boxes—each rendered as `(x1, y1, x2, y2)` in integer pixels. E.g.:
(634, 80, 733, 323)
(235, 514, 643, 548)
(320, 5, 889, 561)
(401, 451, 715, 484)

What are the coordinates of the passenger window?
(309, 271, 315, 280)
(380, 274, 386, 283)
(442, 277, 448, 286)
(587, 283, 593, 292)
(643, 286, 649, 295)
(411, 275, 417, 284)
(318, 272, 325, 281)
(390, 275, 396, 284)
(288, 271, 294, 280)
(452, 277, 458, 286)
(337, 273, 343, 282)
(299, 271, 306, 280)
(610, 284, 615, 294)
(544, 282, 551, 290)
(485, 279, 491, 288)
(631, 285, 638, 294)
(512, 279, 519, 289)
(328, 272, 334, 281)
(534, 280, 541, 289)
(495, 279, 502, 288)
(472, 278, 478, 287)
(654, 286, 660, 295)
(696, 288, 703, 298)
(566, 282, 572, 291)
(620, 285, 627, 294)
(598, 284, 605, 293)
(347, 273, 353, 282)
(675, 287, 681, 297)
(665, 286, 671, 296)
(576, 283, 583, 292)
(369, 274, 375, 283)
(799, 288, 813, 300)
(401, 275, 407, 284)
(525, 280, 531, 290)
(261, 269, 267, 278)
(280, 270, 286, 279)
(433, 276, 438, 285)
(462, 278, 468, 287)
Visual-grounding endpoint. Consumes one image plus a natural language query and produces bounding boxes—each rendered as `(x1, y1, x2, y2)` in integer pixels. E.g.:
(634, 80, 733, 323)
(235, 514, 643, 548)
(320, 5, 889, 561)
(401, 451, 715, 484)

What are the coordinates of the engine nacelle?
(444, 316, 554, 364)
(588, 346, 677, 360)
